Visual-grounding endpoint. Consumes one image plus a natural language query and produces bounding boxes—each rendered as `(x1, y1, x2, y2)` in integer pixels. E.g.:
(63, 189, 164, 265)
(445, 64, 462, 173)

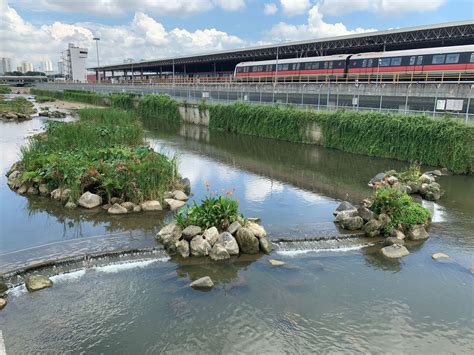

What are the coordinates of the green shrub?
(394, 162, 422, 183)
(0, 86, 11, 94)
(35, 95, 55, 103)
(137, 94, 181, 123)
(176, 195, 241, 230)
(111, 93, 137, 110)
(370, 186, 430, 233)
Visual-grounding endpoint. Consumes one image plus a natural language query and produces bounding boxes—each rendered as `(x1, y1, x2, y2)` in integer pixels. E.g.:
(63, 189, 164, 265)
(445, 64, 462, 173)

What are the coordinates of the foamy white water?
(93, 258, 169, 274)
(276, 244, 370, 257)
(50, 269, 87, 283)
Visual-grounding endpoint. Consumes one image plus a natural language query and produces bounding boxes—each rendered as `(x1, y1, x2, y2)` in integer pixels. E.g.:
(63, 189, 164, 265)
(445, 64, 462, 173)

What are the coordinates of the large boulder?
(51, 188, 71, 204)
(259, 237, 272, 254)
(108, 203, 128, 215)
(363, 219, 383, 237)
(140, 200, 162, 211)
(357, 206, 375, 222)
(333, 201, 356, 215)
(378, 214, 391, 229)
(246, 221, 267, 238)
(381, 245, 410, 258)
(182, 225, 202, 241)
(235, 228, 260, 254)
(38, 184, 50, 196)
(420, 182, 441, 201)
(335, 209, 359, 223)
(190, 276, 214, 288)
(384, 237, 405, 246)
(77, 191, 102, 209)
(175, 239, 190, 258)
(164, 198, 186, 211)
(209, 244, 230, 261)
(156, 222, 182, 250)
(339, 216, 364, 231)
(407, 225, 429, 241)
(227, 221, 241, 235)
(390, 229, 406, 240)
(215, 232, 239, 255)
(369, 172, 386, 186)
(25, 275, 53, 292)
(190, 235, 212, 256)
(121, 202, 135, 211)
(27, 186, 39, 195)
(203, 227, 219, 246)
(172, 190, 188, 201)
(0, 298, 6, 310)
(419, 173, 435, 184)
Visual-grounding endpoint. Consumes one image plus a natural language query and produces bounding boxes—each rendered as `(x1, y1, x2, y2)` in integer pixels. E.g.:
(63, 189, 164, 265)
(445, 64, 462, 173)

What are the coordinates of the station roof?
(89, 20, 474, 73)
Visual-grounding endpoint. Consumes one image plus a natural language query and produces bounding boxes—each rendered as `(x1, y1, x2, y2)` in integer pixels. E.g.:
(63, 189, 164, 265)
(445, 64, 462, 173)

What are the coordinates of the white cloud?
(318, 0, 446, 16)
(0, 0, 246, 70)
(280, 0, 311, 16)
(264, 3, 278, 15)
(268, 4, 376, 41)
(12, 0, 245, 17)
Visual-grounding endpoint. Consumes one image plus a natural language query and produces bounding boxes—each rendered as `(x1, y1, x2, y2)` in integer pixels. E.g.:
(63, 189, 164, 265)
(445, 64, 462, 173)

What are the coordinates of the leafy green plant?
(394, 162, 421, 183)
(0, 86, 11, 94)
(370, 186, 430, 233)
(176, 194, 241, 230)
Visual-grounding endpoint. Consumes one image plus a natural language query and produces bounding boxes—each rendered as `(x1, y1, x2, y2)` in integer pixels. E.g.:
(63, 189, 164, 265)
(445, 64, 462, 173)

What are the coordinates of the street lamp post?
(93, 37, 100, 83)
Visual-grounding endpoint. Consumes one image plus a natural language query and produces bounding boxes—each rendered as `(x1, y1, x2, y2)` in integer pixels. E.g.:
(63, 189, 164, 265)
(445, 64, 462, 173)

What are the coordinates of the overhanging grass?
(0, 96, 35, 114)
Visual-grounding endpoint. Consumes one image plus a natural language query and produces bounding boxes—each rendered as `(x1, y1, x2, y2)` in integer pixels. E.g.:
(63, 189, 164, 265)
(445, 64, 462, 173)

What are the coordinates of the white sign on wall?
(352, 97, 358, 106)
(436, 99, 446, 110)
(202, 92, 209, 98)
(445, 99, 463, 111)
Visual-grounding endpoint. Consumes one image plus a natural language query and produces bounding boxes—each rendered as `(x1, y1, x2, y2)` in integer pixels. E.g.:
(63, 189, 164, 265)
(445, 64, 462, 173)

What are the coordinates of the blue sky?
(1, 0, 473, 70)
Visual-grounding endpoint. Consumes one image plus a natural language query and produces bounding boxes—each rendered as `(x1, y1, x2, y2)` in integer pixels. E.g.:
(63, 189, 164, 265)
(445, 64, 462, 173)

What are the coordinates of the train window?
(470, 53, 474, 63)
(277, 64, 289, 71)
(409, 56, 416, 65)
(328, 62, 333, 69)
(368, 59, 373, 67)
(380, 58, 390, 67)
(391, 57, 402, 66)
(432, 54, 445, 64)
(313, 62, 319, 69)
(362, 60, 367, 68)
(324, 62, 328, 69)
(416, 56, 423, 65)
(445, 54, 460, 64)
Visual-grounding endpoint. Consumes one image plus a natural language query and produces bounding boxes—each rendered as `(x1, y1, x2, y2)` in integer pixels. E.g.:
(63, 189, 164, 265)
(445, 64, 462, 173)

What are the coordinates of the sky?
(1, 0, 473, 72)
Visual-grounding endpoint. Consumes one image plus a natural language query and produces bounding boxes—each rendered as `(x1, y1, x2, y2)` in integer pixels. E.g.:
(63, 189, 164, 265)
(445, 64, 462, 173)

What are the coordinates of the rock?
(390, 229, 406, 240)
(419, 173, 435, 184)
(378, 214, 391, 228)
(108, 203, 128, 214)
(190, 235, 212, 256)
(407, 181, 421, 194)
(203, 226, 219, 246)
(140, 200, 162, 211)
(357, 206, 375, 222)
(381, 245, 410, 258)
(432, 252, 450, 260)
(0, 281, 7, 294)
(17, 184, 28, 194)
(78, 191, 102, 209)
(209, 243, 230, 261)
(65, 201, 77, 209)
(425, 170, 443, 177)
(0, 298, 6, 310)
(235, 228, 260, 254)
(384, 237, 405, 246)
(363, 219, 383, 237)
(182, 225, 202, 241)
(179, 178, 191, 194)
(247, 217, 261, 224)
(172, 190, 188, 201)
(387, 176, 398, 185)
(420, 182, 441, 201)
(339, 216, 364, 230)
(259, 237, 272, 254)
(156, 222, 182, 251)
(369, 172, 386, 186)
(38, 184, 50, 196)
(5, 112, 17, 120)
(50, 188, 71, 204)
(50, 188, 61, 200)
(133, 205, 142, 212)
(215, 232, 239, 255)
(190, 276, 214, 288)
(110, 197, 123, 204)
(164, 198, 186, 211)
(407, 225, 429, 241)
(121, 202, 135, 211)
(175, 239, 190, 258)
(101, 203, 112, 210)
(246, 221, 267, 238)
(335, 209, 358, 223)
(27, 186, 39, 195)
(25, 275, 53, 292)
(333, 201, 356, 215)
(227, 221, 241, 234)
(268, 259, 286, 266)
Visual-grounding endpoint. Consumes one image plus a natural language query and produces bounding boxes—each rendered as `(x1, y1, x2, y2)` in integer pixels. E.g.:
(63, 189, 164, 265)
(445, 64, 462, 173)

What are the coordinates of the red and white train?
(234, 45, 474, 81)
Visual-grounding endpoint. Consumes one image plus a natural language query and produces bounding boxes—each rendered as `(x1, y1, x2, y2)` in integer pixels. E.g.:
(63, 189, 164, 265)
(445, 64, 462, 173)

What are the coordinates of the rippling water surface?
(0, 99, 473, 353)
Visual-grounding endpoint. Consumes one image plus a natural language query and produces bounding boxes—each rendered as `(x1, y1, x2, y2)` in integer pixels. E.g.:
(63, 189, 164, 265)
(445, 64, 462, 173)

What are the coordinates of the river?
(0, 97, 473, 353)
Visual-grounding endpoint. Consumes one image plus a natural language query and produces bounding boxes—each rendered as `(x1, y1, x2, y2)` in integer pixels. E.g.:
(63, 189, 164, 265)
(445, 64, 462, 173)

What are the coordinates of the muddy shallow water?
(0, 100, 473, 353)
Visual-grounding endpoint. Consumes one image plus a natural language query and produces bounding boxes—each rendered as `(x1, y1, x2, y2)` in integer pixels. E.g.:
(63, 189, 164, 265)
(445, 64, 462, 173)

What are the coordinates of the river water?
(0, 99, 473, 353)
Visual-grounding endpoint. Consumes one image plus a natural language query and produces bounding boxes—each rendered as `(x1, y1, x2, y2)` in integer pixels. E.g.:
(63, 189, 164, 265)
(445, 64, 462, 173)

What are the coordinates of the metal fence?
(36, 82, 474, 122)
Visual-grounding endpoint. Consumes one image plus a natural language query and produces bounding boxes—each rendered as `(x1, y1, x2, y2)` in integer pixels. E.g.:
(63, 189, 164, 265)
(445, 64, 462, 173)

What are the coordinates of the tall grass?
(137, 94, 181, 123)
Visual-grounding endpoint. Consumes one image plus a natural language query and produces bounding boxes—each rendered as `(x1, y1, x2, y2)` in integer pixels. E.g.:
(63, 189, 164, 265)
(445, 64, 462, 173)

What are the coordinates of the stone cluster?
(38, 110, 67, 118)
(1, 111, 32, 121)
(156, 218, 272, 261)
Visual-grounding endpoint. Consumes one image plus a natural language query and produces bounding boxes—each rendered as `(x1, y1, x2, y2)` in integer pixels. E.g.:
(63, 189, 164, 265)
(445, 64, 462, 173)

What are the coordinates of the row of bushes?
(209, 103, 473, 174)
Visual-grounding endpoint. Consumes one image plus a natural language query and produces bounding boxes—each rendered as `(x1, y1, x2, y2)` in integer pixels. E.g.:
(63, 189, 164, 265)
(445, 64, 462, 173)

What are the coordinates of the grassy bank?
(0, 96, 35, 115)
(138, 94, 181, 123)
(209, 103, 473, 174)
(16, 108, 179, 203)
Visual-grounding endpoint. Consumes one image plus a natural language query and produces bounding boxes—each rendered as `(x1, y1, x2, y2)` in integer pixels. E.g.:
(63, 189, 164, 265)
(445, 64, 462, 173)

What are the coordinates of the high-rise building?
(61, 43, 88, 82)
(41, 60, 53, 73)
(0, 57, 13, 74)
(57, 61, 64, 75)
(19, 61, 34, 73)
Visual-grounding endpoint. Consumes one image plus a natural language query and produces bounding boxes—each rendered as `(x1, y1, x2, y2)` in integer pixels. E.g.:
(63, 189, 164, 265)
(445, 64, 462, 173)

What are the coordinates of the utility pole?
(93, 37, 100, 83)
